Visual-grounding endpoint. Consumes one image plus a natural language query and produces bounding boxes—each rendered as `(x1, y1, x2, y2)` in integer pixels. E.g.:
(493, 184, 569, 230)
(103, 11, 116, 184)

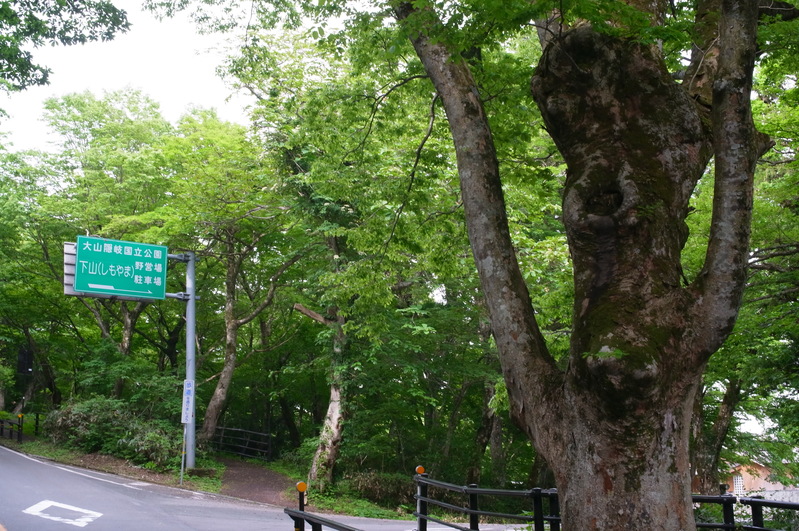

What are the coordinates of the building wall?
(724, 463, 791, 495)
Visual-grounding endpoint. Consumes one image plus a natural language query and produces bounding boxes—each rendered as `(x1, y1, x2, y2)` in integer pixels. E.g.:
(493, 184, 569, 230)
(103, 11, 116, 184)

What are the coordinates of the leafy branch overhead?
(0, 0, 129, 91)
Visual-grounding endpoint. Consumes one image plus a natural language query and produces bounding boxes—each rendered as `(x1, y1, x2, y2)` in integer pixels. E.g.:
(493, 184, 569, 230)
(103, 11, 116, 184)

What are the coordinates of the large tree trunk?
(528, 24, 715, 527)
(394, 0, 768, 528)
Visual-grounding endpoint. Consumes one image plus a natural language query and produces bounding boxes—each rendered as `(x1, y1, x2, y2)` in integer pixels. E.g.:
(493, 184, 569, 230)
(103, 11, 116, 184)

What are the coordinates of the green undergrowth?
(270, 457, 414, 520)
(304, 483, 411, 520)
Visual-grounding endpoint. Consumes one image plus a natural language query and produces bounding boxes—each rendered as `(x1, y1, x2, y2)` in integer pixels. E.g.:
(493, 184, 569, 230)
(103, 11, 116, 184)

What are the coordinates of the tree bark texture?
(395, 0, 768, 528)
(308, 375, 345, 491)
(294, 303, 348, 491)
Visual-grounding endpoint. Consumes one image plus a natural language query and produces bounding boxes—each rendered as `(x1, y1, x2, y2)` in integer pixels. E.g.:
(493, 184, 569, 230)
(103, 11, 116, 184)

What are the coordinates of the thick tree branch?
(693, 0, 774, 357)
(393, 1, 560, 443)
(293, 302, 334, 326)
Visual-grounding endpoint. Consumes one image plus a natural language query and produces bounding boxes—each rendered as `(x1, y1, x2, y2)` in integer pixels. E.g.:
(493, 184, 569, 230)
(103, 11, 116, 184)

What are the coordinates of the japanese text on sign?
(74, 236, 168, 299)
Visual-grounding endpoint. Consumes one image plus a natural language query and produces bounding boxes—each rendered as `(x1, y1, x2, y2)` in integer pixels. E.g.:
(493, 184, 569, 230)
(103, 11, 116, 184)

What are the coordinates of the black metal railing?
(413, 466, 559, 531)
(211, 426, 272, 461)
(0, 415, 24, 442)
(281, 466, 799, 531)
(284, 482, 363, 531)
(413, 467, 799, 531)
(740, 496, 799, 531)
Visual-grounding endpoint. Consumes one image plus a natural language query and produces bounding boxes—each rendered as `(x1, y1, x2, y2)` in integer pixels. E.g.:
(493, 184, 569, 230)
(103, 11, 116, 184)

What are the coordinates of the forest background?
(1, 0, 799, 516)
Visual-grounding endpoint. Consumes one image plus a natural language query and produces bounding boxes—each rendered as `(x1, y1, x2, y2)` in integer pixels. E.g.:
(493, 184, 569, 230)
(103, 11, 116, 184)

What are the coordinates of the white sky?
(0, 0, 250, 152)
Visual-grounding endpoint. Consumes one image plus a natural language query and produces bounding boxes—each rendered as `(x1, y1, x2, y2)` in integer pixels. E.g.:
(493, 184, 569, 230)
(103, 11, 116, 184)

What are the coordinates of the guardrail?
(414, 466, 559, 531)
(740, 497, 799, 531)
(0, 415, 24, 442)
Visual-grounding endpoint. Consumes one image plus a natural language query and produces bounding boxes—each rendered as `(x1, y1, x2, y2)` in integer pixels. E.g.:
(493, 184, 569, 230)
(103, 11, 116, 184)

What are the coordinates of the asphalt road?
(0, 446, 524, 531)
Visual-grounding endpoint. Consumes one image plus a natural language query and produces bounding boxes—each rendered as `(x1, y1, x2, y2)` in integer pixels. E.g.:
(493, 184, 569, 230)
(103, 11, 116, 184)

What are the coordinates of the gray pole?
(185, 251, 196, 469)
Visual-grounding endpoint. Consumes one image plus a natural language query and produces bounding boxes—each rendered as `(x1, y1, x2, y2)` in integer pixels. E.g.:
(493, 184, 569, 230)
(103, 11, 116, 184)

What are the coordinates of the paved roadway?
(0, 446, 524, 530)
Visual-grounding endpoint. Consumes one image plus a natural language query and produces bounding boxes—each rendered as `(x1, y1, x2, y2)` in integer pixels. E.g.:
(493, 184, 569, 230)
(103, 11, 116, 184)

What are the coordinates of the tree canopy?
(0, 0, 129, 91)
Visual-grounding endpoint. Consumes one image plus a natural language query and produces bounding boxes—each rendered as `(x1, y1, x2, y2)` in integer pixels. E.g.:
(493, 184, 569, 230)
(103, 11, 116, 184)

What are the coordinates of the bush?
(117, 419, 181, 467)
(344, 471, 416, 507)
(44, 397, 181, 468)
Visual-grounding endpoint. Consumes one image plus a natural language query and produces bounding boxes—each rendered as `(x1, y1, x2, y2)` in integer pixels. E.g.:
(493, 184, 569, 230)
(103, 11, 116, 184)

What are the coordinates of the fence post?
(17, 414, 23, 442)
(35, 413, 40, 437)
(0, 419, 4, 438)
(722, 495, 736, 529)
(468, 484, 479, 530)
(532, 488, 545, 531)
(749, 497, 765, 528)
(549, 490, 560, 531)
(416, 466, 428, 531)
(293, 481, 307, 531)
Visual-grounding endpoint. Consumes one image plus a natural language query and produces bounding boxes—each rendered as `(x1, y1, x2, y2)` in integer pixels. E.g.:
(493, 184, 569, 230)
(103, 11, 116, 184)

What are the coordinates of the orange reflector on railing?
(416, 465, 425, 474)
(296, 481, 308, 493)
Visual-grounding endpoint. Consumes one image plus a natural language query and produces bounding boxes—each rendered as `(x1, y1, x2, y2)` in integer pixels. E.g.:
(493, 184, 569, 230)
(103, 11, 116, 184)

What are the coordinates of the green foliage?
(45, 397, 181, 467)
(343, 471, 415, 508)
(305, 480, 409, 519)
(0, 0, 130, 91)
(45, 397, 132, 452)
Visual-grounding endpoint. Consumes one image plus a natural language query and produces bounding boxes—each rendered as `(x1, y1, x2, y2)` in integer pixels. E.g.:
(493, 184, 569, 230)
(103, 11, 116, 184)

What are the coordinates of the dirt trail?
(219, 457, 296, 506)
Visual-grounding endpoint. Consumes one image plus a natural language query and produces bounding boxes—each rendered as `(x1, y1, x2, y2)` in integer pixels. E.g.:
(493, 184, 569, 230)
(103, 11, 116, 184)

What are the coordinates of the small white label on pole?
(181, 379, 195, 424)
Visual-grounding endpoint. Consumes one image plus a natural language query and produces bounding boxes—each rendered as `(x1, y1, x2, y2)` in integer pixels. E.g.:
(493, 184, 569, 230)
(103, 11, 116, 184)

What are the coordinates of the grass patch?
(307, 484, 409, 520)
(179, 456, 225, 492)
(3, 438, 84, 461)
(268, 457, 412, 520)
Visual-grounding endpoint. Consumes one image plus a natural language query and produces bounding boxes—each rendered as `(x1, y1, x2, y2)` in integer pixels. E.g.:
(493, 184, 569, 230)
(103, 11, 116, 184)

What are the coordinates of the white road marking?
(54, 465, 143, 490)
(23, 500, 103, 528)
(1, 445, 141, 490)
(0, 445, 42, 461)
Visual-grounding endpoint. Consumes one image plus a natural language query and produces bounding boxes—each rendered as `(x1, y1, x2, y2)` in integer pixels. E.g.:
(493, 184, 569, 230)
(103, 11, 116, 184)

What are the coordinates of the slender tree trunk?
(294, 303, 348, 491)
(308, 375, 345, 491)
(489, 413, 508, 486)
(200, 232, 297, 441)
(466, 384, 495, 485)
(201, 233, 240, 441)
(11, 378, 34, 416)
(22, 328, 61, 407)
(691, 379, 743, 494)
(279, 396, 302, 449)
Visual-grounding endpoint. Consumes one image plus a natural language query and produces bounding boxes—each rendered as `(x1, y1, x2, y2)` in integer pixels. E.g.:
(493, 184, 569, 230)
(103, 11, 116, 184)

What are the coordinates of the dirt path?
(219, 457, 296, 506)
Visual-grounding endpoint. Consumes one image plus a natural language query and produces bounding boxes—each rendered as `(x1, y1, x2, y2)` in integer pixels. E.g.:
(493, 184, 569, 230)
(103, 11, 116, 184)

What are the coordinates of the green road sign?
(74, 236, 168, 300)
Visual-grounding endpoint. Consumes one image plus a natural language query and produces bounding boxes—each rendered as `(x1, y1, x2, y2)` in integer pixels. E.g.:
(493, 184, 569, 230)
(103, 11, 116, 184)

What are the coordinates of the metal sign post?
(183, 251, 197, 469)
(170, 251, 196, 470)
